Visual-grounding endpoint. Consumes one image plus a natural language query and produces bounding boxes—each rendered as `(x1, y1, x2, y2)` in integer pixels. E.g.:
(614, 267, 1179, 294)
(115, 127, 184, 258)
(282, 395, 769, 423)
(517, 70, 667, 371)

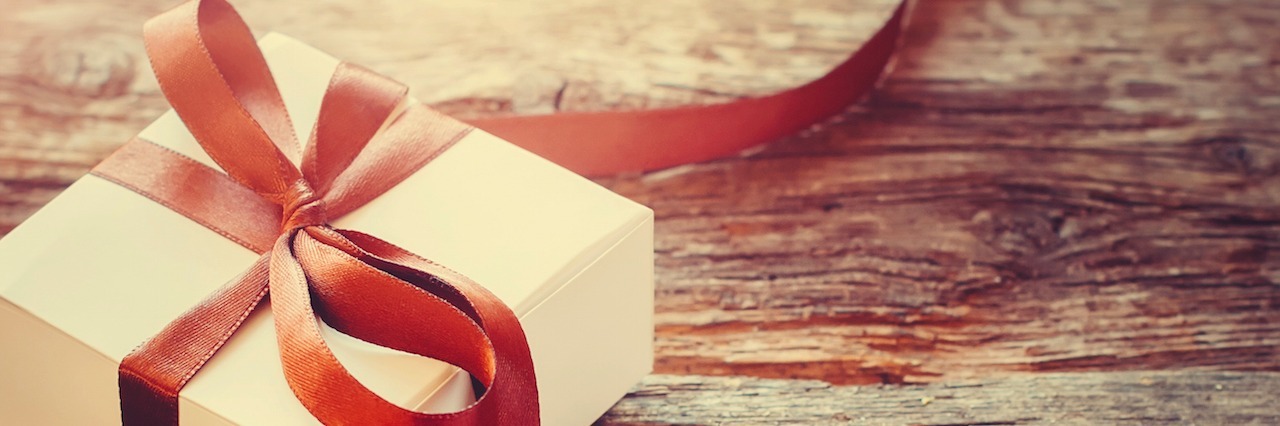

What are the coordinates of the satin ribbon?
(90, 0, 909, 423)
(94, 0, 536, 424)
(472, 1, 911, 176)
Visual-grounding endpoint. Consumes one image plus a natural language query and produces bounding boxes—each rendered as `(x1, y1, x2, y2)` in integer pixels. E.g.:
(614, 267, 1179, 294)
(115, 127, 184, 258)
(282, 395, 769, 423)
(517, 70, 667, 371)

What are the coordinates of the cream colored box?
(0, 33, 653, 425)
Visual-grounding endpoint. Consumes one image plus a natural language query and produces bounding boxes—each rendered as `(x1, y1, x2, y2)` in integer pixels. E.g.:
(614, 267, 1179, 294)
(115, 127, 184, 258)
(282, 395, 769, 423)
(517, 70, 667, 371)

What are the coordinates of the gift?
(0, 0, 653, 424)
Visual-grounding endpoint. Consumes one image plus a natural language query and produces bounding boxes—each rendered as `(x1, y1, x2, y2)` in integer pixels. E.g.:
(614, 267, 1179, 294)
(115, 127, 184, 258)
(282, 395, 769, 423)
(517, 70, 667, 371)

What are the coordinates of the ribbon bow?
(91, 0, 539, 424)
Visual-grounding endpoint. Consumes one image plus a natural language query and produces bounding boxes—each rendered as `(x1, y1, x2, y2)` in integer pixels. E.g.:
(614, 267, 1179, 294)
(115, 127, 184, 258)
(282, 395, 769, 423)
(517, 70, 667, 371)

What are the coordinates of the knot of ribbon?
(279, 183, 327, 232)
(90, 0, 539, 424)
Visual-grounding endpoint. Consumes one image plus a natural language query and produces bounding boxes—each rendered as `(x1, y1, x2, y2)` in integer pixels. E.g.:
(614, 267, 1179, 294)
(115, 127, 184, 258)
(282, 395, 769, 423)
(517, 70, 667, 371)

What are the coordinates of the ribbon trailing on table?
(91, 0, 909, 424)
(473, 1, 912, 176)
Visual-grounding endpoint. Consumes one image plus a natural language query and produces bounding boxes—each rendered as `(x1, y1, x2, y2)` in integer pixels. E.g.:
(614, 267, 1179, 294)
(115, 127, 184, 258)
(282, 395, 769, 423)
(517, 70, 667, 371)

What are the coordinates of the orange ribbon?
(471, 2, 911, 176)
(91, 0, 908, 424)
(95, 0, 536, 424)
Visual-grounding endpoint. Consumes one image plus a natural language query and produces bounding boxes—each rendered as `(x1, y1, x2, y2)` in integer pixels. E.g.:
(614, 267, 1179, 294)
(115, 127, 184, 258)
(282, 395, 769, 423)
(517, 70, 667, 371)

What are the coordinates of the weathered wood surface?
(2, 0, 1279, 422)
(602, 0, 1280, 386)
(601, 371, 1280, 425)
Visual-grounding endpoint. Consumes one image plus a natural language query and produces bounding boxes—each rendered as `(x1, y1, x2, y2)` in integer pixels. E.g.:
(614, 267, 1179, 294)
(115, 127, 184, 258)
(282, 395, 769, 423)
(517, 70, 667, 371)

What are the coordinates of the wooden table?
(3, 0, 1277, 423)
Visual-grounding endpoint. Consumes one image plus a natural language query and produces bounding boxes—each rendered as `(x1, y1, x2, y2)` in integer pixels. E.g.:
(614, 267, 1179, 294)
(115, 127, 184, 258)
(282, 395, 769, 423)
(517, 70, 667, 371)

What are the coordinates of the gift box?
(0, 27, 654, 425)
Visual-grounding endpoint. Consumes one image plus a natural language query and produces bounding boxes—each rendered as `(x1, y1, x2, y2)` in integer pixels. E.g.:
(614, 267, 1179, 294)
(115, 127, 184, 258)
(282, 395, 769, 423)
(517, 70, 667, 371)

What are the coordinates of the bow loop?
(271, 227, 520, 424)
(144, 0, 303, 200)
(147, 0, 412, 225)
(303, 63, 410, 196)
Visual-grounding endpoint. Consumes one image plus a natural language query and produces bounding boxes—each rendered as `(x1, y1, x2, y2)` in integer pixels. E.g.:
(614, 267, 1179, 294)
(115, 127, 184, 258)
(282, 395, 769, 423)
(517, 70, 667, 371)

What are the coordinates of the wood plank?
(601, 371, 1280, 425)
(3, 0, 1279, 417)
(595, 0, 1280, 384)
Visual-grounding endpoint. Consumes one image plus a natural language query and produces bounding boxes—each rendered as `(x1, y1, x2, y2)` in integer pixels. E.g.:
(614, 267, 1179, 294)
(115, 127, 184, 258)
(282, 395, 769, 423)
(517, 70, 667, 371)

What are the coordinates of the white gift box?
(0, 33, 654, 425)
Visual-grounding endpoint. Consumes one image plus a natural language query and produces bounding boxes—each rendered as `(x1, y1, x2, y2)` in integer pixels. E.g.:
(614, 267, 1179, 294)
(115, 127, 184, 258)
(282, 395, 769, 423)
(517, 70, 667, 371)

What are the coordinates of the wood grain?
(600, 371, 1280, 425)
(2, 0, 1279, 422)
(597, 0, 1280, 385)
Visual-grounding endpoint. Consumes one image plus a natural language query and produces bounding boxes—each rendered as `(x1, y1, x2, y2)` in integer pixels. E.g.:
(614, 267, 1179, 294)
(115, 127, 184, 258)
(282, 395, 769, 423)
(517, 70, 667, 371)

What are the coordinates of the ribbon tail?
(119, 255, 271, 425)
(469, 0, 911, 176)
(92, 138, 282, 254)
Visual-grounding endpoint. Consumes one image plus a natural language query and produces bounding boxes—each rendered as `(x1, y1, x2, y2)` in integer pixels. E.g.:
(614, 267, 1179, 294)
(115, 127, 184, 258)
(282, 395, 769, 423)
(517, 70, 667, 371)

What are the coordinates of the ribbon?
(94, 0, 537, 424)
(471, 1, 911, 176)
(90, 0, 909, 423)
